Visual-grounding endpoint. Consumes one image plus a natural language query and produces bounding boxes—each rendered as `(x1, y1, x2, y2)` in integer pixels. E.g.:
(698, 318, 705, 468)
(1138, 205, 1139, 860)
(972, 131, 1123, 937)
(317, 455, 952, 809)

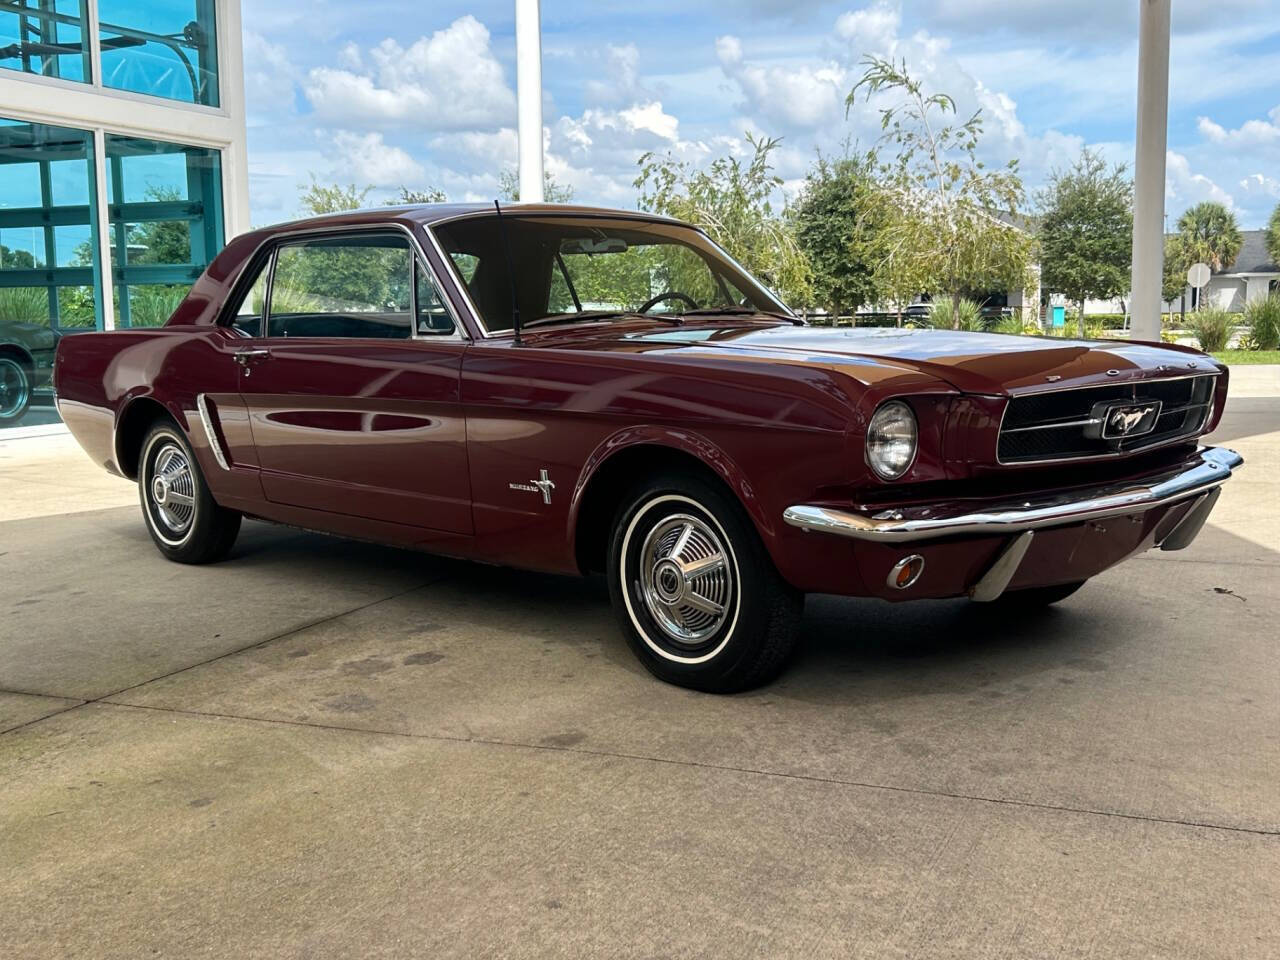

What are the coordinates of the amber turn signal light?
(886, 555, 925, 590)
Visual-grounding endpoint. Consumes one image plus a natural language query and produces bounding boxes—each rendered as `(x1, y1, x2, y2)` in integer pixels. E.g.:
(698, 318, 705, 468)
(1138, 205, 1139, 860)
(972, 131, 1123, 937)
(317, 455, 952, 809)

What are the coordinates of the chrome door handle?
(234, 348, 270, 376)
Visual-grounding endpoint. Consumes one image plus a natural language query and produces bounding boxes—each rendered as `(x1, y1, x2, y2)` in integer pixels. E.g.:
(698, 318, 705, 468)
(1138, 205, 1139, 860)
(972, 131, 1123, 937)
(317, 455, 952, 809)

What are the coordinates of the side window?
(229, 260, 270, 336)
(450, 252, 480, 285)
(267, 233, 413, 339)
(416, 263, 456, 335)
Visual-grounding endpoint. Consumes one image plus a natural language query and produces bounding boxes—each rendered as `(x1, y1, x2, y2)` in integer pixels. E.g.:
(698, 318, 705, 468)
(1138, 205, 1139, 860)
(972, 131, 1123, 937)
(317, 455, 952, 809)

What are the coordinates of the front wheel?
(139, 420, 241, 564)
(0, 355, 32, 425)
(607, 473, 802, 693)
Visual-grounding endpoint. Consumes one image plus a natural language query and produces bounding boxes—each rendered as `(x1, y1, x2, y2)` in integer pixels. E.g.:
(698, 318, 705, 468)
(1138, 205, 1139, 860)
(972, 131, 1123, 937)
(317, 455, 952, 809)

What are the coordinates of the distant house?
(1166, 229, 1279, 313)
(1073, 228, 1280, 318)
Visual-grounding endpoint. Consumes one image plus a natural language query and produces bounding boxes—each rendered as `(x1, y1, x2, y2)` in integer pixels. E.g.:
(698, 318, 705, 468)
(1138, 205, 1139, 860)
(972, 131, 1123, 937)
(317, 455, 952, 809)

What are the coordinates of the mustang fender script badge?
(1084, 399, 1163, 443)
(510, 469, 556, 504)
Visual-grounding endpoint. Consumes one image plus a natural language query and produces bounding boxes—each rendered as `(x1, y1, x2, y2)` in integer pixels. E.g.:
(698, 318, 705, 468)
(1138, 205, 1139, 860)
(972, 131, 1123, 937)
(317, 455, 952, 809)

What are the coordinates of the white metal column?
(515, 0, 545, 203)
(1130, 0, 1171, 342)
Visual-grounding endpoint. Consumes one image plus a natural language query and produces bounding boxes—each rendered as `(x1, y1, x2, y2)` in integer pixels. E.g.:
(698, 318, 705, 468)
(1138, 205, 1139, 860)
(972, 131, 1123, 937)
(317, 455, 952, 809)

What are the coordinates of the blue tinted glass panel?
(0, 116, 102, 431)
(0, 0, 90, 83)
(98, 0, 218, 105)
(105, 134, 223, 327)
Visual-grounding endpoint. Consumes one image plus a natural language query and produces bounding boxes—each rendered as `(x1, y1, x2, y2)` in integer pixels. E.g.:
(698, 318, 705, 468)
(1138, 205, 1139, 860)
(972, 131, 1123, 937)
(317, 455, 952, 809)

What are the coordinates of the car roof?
(255, 203, 693, 235)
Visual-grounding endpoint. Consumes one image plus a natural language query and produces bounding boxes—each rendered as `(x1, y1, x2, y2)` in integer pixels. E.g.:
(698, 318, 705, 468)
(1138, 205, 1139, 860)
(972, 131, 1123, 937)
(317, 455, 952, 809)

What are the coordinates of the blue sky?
(241, 0, 1277, 229)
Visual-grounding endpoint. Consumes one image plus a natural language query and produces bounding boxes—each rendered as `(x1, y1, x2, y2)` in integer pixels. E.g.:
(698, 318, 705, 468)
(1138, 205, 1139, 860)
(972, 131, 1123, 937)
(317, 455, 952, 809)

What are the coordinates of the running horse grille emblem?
(510, 469, 556, 504)
(1110, 407, 1150, 435)
(1085, 399, 1163, 442)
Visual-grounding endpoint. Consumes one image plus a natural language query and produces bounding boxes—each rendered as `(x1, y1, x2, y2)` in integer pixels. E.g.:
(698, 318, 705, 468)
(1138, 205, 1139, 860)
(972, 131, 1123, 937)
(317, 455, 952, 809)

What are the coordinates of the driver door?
(233, 229, 472, 535)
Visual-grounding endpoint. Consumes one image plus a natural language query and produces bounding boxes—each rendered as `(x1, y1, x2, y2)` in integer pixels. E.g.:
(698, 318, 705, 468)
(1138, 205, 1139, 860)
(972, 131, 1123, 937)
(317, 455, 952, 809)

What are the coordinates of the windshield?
(429, 215, 789, 333)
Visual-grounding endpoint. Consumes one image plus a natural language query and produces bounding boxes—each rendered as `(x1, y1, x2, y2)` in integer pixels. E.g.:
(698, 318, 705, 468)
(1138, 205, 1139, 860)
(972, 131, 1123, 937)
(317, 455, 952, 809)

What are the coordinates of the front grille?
(998, 375, 1215, 464)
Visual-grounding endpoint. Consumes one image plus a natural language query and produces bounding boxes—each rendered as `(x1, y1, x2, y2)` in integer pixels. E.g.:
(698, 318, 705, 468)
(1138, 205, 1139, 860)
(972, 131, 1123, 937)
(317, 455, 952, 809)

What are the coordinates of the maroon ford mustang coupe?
(54, 204, 1242, 692)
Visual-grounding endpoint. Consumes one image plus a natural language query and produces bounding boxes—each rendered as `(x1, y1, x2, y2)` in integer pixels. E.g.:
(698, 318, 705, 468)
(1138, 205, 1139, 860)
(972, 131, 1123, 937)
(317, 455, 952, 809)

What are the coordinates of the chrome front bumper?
(783, 446, 1243, 544)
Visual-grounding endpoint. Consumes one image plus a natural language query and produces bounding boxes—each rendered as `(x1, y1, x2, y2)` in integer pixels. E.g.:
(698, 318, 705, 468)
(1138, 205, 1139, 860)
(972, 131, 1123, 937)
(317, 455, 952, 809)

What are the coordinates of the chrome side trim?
(783, 446, 1242, 543)
(1158, 487, 1220, 551)
(969, 531, 1035, 602)
(195, 393, 230, 471)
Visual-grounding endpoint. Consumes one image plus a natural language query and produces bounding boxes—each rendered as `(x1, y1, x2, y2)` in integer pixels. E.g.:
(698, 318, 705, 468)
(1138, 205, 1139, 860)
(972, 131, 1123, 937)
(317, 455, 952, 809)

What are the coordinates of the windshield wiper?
(678, 306, 803, 326)
(521, 310, 684, 330)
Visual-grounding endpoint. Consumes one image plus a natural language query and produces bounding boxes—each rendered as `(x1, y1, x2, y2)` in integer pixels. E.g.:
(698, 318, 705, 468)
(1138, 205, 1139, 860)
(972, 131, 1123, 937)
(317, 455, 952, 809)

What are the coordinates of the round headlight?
(866, 400, 918, 480)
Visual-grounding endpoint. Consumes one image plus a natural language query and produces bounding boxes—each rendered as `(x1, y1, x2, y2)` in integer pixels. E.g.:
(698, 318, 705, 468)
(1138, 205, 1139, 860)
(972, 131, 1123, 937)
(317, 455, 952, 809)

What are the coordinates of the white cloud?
(1166, 151, 1235, 210)
(1197, 107, 1280, 147)
(618, 102, 680, 141)
(834, 2, 902, 50)
(242, 31, 298, 124)
(1239, 173, 1280, 200)
(583, 44, 653, 105)
(715, 35, 848, 130)
(330, 131, 425, 187)
(336, 42, 362, 71)
(303, 16, 515, 132)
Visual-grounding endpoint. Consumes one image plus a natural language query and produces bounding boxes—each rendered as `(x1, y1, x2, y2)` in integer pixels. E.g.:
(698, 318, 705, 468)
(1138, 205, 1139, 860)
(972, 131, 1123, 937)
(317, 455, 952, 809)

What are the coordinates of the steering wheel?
(639, 291, 699, 314)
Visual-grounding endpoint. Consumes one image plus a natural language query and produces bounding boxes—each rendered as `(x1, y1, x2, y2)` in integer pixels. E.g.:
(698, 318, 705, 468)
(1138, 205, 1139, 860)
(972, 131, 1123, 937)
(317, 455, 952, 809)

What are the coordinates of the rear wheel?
(607, 473, 802, 693)
(992, 580, 1086, 607)
(139, 420, 241, 564)
(0, 355, 31, 425)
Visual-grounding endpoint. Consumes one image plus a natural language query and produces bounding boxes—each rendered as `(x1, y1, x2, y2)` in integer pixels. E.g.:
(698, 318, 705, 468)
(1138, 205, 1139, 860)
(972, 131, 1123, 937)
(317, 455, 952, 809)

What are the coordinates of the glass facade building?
(0, 0, 246, 430)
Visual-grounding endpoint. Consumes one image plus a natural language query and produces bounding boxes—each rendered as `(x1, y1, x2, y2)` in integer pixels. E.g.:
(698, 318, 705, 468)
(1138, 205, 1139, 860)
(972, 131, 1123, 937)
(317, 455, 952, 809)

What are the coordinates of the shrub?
(1187, 309, 1234, 353)
(1087, 312, 1129, 329)
(1242, 295, 1280, 351)
(125, 285, 189, 328)
(929, 297, 985, 331)
(0, 287, 50, 324)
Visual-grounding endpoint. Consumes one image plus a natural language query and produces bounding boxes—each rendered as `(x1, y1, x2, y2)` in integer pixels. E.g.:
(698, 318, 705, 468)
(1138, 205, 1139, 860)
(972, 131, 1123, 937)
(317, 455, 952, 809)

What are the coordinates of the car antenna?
(493, 200, 522, 344)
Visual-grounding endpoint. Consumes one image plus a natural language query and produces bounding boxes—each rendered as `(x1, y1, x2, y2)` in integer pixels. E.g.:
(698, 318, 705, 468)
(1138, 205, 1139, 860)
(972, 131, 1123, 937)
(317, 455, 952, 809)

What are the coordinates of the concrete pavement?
(2, 368, 1277, 958)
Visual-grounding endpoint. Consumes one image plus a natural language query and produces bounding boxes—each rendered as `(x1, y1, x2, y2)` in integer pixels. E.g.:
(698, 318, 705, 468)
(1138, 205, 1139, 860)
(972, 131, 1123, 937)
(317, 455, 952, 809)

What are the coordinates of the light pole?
(515, 0, 545, 203)
(1130, 0, 1171, 342)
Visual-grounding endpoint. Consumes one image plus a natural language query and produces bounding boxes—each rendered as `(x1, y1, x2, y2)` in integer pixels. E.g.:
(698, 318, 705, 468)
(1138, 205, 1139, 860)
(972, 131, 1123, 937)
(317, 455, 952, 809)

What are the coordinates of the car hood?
(553, 322, 1221, 395)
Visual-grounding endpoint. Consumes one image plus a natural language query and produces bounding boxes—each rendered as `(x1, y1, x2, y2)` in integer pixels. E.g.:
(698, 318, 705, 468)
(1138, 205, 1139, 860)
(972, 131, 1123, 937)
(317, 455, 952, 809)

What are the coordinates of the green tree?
(1037, 150, 1133, 337)
(299, 177, 372, 215)
(635, 132, 810, 305)
(1176, 201, 1243, 274)
(1162, 234, 1189, 320)
(498, 169, 575, 203)
(790, 150, 885, 319)
(848, 57, 1033, 328)
(127, 187, 193, 266)
(1, 244, 37, 269)
(386, 186, 448, 204)
(1265, 202, 1280, 268)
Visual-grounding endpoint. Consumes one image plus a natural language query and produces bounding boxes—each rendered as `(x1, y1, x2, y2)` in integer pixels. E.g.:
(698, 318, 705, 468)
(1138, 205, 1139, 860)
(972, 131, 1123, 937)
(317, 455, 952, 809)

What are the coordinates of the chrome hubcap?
(639, 513, 732, 644)
(0, 359, 27, 418)
(149, 442, 195, 535)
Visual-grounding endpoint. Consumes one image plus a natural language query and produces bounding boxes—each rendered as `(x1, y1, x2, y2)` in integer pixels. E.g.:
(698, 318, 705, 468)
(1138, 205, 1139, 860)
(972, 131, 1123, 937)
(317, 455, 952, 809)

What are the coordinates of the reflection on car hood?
(548, 322, 1221, 395)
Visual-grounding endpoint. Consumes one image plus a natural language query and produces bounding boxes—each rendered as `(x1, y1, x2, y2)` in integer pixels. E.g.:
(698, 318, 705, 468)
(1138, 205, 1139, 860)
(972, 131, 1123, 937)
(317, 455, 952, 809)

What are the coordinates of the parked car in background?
(0, 319, 58, 426)
(53, 204, 1242, 692)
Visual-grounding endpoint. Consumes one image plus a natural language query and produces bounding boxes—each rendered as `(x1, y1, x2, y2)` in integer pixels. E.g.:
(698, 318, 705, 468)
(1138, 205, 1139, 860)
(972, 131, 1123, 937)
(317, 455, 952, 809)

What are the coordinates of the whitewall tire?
(138, 420, 241, 564)
(608, 472, 802, 692)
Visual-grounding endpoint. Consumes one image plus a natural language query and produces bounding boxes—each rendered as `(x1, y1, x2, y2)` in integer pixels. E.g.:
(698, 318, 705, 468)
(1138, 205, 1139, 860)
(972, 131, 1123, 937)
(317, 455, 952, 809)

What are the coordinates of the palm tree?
(1176, 202, 1243, 273)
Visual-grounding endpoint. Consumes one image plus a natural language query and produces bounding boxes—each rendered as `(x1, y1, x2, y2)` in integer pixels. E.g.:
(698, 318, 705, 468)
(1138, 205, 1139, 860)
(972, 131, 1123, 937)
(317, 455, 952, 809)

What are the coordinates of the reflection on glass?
(0, 116, 100, 429)
(0, 0, 90, 83)
(98, 0, 218, 105)
(105, 134, 222, 327)
(0, 117, 102, 333)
